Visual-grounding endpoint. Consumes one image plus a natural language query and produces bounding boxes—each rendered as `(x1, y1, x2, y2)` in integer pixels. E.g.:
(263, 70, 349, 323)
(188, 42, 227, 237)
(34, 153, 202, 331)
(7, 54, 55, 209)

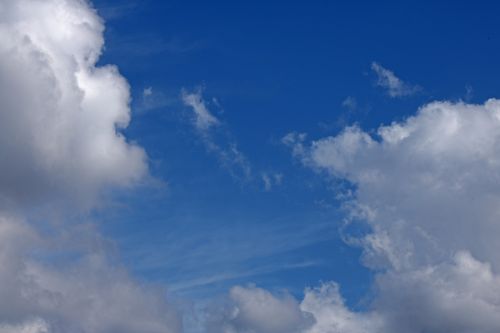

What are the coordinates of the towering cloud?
(0, 1, 179, 332)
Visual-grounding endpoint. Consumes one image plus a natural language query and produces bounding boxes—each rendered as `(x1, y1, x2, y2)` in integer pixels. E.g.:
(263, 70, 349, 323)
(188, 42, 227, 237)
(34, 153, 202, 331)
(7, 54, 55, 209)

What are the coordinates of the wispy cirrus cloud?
(182, 88, 252, 182)
(371, 62, 420, 97)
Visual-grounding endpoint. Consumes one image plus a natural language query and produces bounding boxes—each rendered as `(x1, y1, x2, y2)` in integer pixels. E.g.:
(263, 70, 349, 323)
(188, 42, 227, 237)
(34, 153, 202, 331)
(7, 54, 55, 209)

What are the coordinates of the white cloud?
(341, 96, 357, 111)
(262, 173, 283, 191)
(136, 86, 172, 113)
(206, 285, 315, 333)
(0, 318, 49, 333)
(207, 282, 382, 333)
(299, 99, 500, 271)
(182, 89, 252, 181)
(301, 283, 382, 333)
(182, 89, 220, 132)
(0, 217, 181, 333)
(371, 62, 419, 98)
(144, 86, 154, 96)
(280, 98, 500, 332)
(0, 0, 148, 209)
(0, 1, 180, 332)
(372, 251, 500, 333)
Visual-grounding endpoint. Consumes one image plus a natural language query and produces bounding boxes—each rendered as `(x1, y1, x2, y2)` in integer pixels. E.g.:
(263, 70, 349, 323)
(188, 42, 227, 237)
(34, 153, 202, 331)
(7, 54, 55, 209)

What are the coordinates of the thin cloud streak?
(371, 62, 420, 97)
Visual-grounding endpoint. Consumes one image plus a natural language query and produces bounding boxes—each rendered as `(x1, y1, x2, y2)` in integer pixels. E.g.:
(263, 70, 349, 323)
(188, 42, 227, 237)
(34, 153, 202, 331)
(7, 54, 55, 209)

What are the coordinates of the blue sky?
(4, 1, 500, 332)
(91, 0, 500, 305)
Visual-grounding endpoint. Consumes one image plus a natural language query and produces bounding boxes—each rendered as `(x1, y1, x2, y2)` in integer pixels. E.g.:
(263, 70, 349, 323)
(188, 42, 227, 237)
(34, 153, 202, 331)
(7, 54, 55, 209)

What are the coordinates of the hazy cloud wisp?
(371, 62, 420, 97)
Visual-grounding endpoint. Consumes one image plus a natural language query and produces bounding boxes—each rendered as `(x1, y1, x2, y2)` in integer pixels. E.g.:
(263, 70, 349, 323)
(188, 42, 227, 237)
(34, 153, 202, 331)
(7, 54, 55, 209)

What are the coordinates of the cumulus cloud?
(279, 98, 500, 332)
(0, 0, 148, 209)
(208, 283, 382, 333)
(0, 1, 180, 332)
(0, 217, 181, 333)
(299, 99, 500, 271)
(301, 283, 381, 333)
(206, 285, 315, 333)
(371, 62, 419, 97)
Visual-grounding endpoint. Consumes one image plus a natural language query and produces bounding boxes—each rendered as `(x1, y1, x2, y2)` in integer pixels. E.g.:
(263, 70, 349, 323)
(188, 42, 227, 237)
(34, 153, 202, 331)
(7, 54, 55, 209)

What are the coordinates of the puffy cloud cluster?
(207, 283, 381, 333)
(279, 99, 500, 332)
(0, 0, 147, 209)
(297, 99, 500, 271)
(0, 0, 179, 332)
(206, 286, 314, 333)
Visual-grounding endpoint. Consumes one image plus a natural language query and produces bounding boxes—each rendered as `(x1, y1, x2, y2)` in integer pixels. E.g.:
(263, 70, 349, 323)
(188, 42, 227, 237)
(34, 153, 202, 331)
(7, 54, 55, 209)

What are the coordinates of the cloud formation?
(279, 98, 500, 332)
(182, 89, 220, 132)
(0, 217, 181, 333)
(371, 62, 420, 98)
(0, 1, 179, 332)
(182, 89, 252, 181)
(0, 0, 148, 209)
(207, 282, 382, 333)
(261, 173, 283, 191)
(206, 285, 314, 333)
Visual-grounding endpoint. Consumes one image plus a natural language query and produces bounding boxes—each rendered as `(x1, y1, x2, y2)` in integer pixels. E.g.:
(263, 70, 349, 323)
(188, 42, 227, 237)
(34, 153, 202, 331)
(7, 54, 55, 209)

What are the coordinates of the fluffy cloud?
(298, 99, 500, 271)
(207, 282, 382, 333)
(280, 98, 500, 332)
(373, 251, 500, 333)
(301, 283, 381, 333)
(0, 217, 181, 333)
(206, 285, 314, 333)
(0, 0, 147, 209)
(371, 62, 419, 97)
(0, 1, 179, 332)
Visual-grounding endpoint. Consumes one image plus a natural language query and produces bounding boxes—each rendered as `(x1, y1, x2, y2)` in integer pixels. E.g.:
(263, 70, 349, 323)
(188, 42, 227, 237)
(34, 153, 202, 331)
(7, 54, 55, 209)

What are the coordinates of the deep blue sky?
(92, 0, 500, 306)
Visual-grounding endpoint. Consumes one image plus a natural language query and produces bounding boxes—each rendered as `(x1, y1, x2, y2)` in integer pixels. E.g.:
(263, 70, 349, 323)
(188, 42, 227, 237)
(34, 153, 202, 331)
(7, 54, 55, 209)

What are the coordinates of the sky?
(2, 0, 500, 332)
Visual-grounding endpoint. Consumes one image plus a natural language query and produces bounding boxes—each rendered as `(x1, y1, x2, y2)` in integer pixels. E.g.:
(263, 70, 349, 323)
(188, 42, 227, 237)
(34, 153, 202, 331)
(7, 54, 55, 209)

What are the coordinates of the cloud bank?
(0, 1, 179, 332)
